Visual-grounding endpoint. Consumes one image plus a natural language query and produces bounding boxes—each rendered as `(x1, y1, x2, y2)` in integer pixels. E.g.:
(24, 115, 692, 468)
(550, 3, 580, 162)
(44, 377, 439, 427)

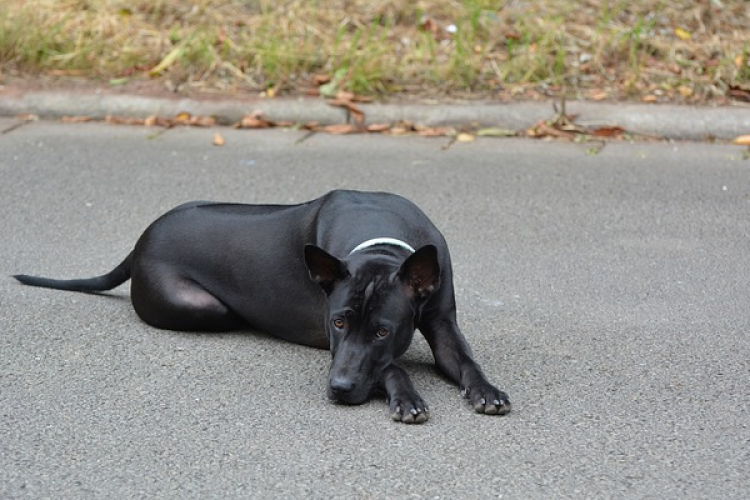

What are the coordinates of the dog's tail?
(14, 252, 133, 293)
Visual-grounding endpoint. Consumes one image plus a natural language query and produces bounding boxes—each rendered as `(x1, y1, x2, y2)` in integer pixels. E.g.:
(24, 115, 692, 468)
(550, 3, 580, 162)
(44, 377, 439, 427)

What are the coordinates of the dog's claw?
(465, 383, 511, 416)
(390, 402, 429, 424)
(477, 398, 511, 415)
(473, 398, 487, 412)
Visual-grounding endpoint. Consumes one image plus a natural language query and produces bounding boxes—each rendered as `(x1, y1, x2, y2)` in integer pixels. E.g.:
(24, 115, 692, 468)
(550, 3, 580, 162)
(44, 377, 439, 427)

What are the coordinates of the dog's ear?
(399, 245, 440, 300)
(304, 245, 349, 295)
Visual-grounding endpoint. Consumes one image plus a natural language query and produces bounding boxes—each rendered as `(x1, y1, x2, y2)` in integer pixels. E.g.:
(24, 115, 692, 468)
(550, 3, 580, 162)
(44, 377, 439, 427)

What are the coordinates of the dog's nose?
(329, 377, 355, 397)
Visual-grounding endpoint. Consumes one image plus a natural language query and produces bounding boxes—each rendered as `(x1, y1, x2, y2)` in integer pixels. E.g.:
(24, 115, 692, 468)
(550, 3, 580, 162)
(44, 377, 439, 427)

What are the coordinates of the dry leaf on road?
(322, 124, 360, 135)
(236, 111, 274, 129)
(417, 127, 455, 137)
(526, 120, 576, 139)
(366, 123, 391, 133)
(61, 116, 94, 123)
(188, 115, 217, 127)
(592, 126, 625, 138)
(327, 98, 365, 125)
(174, 112, 192, 124)
(106, 115, 144, 126)
(144, 115, 173, 127)
(476, 127, 516, 137)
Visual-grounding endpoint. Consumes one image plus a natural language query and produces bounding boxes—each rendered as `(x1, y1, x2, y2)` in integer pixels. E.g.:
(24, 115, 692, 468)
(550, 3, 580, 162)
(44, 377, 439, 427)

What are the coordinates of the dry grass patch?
(0, 0, 748, 103)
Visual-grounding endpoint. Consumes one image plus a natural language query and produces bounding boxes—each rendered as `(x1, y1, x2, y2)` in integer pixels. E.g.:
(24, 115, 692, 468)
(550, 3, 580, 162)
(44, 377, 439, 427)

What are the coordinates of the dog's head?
(304, 244, 440, 404)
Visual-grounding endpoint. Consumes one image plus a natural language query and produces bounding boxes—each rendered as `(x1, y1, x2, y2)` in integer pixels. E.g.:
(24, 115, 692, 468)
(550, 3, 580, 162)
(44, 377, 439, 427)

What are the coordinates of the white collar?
(349, 237, 416, 255)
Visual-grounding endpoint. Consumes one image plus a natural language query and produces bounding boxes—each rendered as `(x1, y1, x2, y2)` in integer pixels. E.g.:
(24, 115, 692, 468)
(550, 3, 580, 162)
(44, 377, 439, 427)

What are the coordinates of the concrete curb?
(1, 88, 749, 140)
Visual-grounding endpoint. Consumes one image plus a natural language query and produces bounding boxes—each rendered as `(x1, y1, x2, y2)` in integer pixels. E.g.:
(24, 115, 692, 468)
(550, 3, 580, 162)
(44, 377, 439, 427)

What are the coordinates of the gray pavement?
(1, 120, 749, 499)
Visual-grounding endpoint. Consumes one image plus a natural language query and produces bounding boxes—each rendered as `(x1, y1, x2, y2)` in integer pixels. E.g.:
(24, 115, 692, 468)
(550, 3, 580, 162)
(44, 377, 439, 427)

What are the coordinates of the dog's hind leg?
(131, 273, 245, 332)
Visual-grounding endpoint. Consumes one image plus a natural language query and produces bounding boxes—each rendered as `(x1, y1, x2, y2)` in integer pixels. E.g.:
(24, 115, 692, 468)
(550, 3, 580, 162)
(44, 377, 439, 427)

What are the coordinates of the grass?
(0, 0, 748, 103)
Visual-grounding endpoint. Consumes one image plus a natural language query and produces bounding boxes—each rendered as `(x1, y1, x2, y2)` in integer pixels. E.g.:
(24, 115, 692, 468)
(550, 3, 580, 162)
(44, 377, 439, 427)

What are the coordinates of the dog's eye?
(375, 327, 390, 339)
(332, 318, 346, 330)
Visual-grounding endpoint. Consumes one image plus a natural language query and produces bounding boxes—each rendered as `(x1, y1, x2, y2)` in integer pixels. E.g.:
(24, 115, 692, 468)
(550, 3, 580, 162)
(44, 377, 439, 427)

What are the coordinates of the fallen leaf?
(15, 114, 39, 121)
(188, 115, 216, 127)
(732, 135, 750, 146)
(105, 115, 144, 126)
(525, 123, 542, 137)
(389, 126, 410, 136)
(149, 42, 185, 76)
(327, 98, 365, 125)
(677, 85, 693, 97)
(322, 124, 360, 135)
(174, 112, 192, 124)
(237, 117, 271, 128)
(674, 28, 691, 40)
(728, 85, 750, 102)
(417, 127, 455, 137)
(237, 110, 275, 129)
(385, 120, 420, 135)
(526, 120, 577, 139)
(213, 133, 225, 146)
(61, 115, 93, 123)
(476, 127, 516, 137)
(367, 123, 391, 133)
(336, 90, 355, 101)
(419, 17, 438, 33)
(592, 126, 625, 137)
(589, 89, 608, 101)
(350, 94, 374, 103)
(313, 74, 331, 85)
(456, 132, 475, 142)
(143, 115, 173, 127)
(642, 95, 657, 103)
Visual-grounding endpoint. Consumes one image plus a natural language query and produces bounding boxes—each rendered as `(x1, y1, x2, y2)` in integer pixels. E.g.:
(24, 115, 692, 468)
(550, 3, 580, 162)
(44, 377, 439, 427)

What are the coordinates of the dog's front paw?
(461, 383, 511, 416)
(388, 394, 429, 424)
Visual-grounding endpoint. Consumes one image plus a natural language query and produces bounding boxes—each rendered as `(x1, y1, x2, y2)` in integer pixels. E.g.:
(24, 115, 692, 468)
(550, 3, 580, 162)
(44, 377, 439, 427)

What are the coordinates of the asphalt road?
(1, 119, 748, 499)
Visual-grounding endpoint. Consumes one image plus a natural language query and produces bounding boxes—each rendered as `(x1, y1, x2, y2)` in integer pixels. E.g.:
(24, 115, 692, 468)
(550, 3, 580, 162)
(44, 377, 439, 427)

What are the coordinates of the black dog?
(15, 190, 510, 423)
